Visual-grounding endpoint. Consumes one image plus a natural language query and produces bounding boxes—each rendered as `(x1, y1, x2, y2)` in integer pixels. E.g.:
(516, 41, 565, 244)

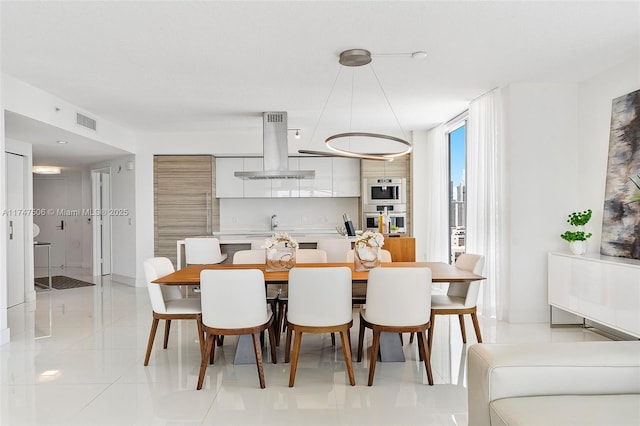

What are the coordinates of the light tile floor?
(2, 268, 610, 425)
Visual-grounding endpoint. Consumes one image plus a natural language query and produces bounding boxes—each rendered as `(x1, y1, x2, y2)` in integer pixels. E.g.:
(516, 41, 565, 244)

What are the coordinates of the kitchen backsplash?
(219, 198, 359, 233)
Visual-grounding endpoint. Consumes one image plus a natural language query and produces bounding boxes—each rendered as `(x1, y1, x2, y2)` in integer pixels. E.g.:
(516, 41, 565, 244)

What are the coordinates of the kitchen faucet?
(271, 214, 278, 231)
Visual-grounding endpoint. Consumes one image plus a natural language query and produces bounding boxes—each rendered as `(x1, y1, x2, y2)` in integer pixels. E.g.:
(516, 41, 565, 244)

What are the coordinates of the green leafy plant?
(630, 175, 640, 204)
(560, 231, 592, 242)
(567, 209, 592, 226)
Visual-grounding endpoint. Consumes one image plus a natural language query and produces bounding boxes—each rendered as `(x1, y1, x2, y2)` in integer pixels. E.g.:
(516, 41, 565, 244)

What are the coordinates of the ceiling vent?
(76, 112, 97, 131)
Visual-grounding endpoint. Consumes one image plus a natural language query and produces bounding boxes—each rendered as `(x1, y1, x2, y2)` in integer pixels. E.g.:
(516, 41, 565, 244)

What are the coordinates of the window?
(448, 119, 467, 263)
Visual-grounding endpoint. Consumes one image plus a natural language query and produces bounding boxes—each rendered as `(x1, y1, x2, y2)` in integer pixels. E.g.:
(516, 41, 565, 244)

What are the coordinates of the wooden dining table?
(153, 261, 485, 363)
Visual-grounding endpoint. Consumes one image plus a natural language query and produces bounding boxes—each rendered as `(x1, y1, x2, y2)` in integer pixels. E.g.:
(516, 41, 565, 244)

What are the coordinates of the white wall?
(505, 83, 580, 323)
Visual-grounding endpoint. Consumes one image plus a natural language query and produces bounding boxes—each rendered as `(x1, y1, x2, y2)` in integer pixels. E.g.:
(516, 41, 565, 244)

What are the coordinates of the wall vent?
(266, 112, 284, 123)
(76, 113, 97, 131)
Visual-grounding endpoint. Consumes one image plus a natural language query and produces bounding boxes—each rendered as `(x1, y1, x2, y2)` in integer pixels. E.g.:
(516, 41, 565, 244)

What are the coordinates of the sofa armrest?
(467, 341, 640, 426)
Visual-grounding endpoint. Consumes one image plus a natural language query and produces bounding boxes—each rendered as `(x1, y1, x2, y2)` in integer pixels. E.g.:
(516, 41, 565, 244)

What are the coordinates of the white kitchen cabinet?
(299, 157, 333, 197)
(215, 157, 244, 198)
(332, 157, 360, 197)
(243, 158, 272, 198)
(272, 158, 300, 197)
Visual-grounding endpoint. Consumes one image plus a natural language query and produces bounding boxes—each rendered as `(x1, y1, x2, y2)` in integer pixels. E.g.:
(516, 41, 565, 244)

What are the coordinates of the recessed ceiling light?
(33, 166, 61, 175)
(411, 51, 428, 60)
(56, 140, 68, 144)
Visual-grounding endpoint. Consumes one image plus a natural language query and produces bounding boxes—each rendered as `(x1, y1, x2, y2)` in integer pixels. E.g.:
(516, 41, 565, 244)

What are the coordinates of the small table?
(34, 242, 52, 291)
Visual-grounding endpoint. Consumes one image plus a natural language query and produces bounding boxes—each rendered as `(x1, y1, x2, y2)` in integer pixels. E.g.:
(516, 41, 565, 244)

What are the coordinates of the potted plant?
(560, 209, 592, 255)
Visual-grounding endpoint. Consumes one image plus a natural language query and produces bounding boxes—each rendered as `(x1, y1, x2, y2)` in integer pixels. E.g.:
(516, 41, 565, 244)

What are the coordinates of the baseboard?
(110, 274, 137, 287)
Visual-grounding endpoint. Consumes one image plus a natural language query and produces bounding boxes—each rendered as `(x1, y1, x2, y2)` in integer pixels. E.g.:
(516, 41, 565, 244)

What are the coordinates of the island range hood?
(234, 112, 315, 180)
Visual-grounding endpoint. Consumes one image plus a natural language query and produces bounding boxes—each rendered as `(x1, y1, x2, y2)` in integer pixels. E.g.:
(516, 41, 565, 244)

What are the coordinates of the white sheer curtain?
(466, 88, 508, 320)
(423, 125, 450, 263)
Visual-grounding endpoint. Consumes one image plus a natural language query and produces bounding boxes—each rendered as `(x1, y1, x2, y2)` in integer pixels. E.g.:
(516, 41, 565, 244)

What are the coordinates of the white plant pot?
(569, 240, 587, 255)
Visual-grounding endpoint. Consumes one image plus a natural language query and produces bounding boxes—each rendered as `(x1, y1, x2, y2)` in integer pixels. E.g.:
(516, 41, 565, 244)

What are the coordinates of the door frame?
(5, 143, 35, 304)
(91, 168, 112, 276)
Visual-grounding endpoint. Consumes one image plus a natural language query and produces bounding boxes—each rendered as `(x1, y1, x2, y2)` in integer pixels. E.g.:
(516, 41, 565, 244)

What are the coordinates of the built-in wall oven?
(364, 178, 406, 206)
(363, 204, 407, 233)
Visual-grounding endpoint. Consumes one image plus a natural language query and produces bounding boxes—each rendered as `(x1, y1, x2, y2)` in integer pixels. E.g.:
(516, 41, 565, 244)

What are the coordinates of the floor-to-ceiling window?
(448, 119, 467, 263)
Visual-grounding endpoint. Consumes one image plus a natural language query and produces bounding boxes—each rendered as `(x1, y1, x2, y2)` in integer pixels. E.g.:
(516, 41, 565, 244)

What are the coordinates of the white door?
(33, 178, 67, 269)
(6, 153, 26, 307)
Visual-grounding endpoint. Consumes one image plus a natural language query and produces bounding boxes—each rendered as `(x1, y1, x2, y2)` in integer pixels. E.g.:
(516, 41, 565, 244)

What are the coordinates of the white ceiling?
(2, 1, 639, 166)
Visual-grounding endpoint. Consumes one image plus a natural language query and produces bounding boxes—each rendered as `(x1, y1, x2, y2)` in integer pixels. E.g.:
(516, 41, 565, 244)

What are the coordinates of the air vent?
(76, 113, 97, 131)
(266, 112, 284, 123)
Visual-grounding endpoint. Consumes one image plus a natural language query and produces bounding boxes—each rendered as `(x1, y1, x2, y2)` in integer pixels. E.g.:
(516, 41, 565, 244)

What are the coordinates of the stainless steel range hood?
(234, 112, 315, 180)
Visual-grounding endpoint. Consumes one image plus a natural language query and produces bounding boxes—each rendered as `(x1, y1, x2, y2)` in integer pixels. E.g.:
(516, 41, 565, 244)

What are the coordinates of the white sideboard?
(548, 252, 640, 338)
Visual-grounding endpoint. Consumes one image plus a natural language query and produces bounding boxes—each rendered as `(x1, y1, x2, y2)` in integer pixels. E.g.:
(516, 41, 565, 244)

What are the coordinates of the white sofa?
(467, 341, 640, 426)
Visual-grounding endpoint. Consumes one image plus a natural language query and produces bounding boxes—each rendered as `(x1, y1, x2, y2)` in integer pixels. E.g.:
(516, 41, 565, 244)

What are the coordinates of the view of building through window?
(449, 122, 466, 263)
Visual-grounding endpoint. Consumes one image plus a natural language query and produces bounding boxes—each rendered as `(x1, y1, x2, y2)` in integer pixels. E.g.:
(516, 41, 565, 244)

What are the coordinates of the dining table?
(153, 261, 485, 363)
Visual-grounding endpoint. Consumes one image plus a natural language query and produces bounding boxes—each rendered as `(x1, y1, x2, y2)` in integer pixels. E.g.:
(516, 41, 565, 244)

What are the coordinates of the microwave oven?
(364, 178, 406, 205)
(364, 211, 406, 233)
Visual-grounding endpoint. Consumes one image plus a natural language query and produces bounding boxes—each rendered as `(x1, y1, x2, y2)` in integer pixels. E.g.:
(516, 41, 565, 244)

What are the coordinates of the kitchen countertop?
(212, 230, 357, 244)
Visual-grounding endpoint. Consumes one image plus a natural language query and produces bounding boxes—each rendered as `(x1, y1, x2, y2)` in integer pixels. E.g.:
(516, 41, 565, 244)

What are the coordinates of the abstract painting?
(601, 89, 640, 259)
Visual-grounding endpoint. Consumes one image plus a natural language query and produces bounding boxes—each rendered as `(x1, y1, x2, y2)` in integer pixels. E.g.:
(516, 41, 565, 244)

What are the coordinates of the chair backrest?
(143, 257, 182, 314)
(345, 249, 392, 263)
(365, 267, 431, 326)
(316, 238, 352, 263)
(185, 237, 224, 264)
(447, 253, 485, 307)
(200, 269, 269, 328)
(287, 267, 352, 326)
(296, 249, 328, 263)
(233, 249, 265, 264)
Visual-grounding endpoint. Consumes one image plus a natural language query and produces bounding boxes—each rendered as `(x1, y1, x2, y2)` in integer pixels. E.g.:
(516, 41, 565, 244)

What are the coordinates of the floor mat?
(35, 275, 96, 290)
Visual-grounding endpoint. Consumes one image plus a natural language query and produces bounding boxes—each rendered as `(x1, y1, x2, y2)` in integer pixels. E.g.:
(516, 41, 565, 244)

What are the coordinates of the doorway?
(33, 177, 67, 270)
(91, 169, 112, 276)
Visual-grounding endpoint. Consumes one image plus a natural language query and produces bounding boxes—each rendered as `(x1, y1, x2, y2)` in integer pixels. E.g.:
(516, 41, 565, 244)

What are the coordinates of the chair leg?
(409, 332, 415, 343)
(210, 335, 216, 365)
(196, 317, 205, 358)
(357, 318, 366, 362)
(471, 312, 483, 343)
(144, 317, 160, 366)
(367, 329, 381, 386)
(251, 332, 266, 389)
(428, 312, 435, 351)
(284, 327, 293, 363)
(458, 314, 467, 343)
(163, 319, 171, 349)
(267, 321, 277, 364)
(331, 332, 336, 346)
(216, 335, 224, 346)
(339, 330, 356, 386)
(197, 333, 215, 390)
(416, 331, 434, 385)
(288, 330, 303, 387)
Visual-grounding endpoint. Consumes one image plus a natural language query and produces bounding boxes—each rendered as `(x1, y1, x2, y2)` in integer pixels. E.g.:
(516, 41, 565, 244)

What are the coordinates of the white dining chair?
(277, 249, 328, 345)
(184, 237, 227, 264)
(143, 257, 204, 366)
(197, 269, 277, 389)
(346, 249, 392, 305)
(285, 267, 355, 387)
(357, 267, 433, 386)
(346, 248, 392, 263)
(316, 238, 352, 263)
(428, 253, 485, 350)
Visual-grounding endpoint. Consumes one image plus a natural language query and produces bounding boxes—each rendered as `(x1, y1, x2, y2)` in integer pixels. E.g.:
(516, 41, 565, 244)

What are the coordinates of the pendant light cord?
(370, 63, 408, 140)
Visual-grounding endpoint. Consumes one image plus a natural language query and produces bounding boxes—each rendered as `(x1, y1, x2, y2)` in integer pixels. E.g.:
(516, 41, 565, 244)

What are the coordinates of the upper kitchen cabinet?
(299, 157, 332, 197)
(272, 158, 300, 197)
(332, 157, 360, 197)
(215, 157, 244, 198)
(242, 158, 272, 198)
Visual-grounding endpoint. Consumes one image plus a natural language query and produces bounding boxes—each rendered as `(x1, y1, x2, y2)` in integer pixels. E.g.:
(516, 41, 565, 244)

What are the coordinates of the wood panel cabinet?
(382, 237, 416, 262)
(154, 155, 217, 265)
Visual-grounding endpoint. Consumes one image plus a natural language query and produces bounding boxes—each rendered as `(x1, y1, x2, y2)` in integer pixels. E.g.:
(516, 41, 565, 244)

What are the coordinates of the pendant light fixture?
(298, 49, 413, 162)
